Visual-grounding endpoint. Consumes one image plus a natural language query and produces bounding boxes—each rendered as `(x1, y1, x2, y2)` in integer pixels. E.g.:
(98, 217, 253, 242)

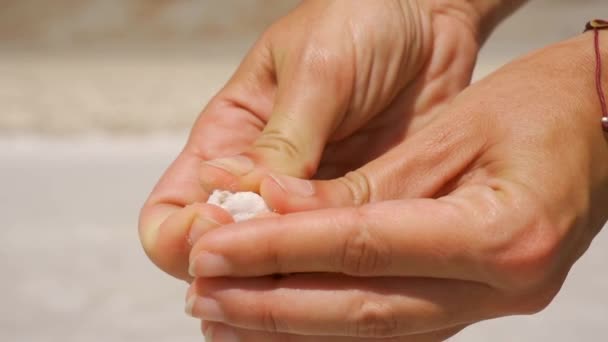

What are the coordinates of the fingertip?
(261, 173, 359, 213)
(259, 174, 288, 212)
(187, 203, 234, 246)
(199, 161, 240, 193)
(149, 205, 197, 280)
(260, 174, 324, 213)
(190, 202, 235, 226)
(200, 155, 269, 193)
(185, 282, 197, 301)
(138, 206, 164, 260)
(149, 203, 234, 280)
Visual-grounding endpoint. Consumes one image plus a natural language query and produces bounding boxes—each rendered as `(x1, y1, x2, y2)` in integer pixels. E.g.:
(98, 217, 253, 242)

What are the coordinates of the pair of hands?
(139, 1, 608, 341)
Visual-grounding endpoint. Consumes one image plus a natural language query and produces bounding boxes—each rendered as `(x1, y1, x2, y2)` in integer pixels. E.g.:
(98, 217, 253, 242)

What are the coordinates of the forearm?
(543, 32, 608, 232)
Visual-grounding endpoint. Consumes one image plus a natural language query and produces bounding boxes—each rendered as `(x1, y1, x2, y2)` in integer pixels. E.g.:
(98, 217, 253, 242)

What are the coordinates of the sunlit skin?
(140, 0, 483, 281)
(139, 1, 608, 341)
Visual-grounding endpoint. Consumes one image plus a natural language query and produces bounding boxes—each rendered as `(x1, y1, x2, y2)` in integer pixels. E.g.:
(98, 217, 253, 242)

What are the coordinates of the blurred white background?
(1, 1, 607, 341)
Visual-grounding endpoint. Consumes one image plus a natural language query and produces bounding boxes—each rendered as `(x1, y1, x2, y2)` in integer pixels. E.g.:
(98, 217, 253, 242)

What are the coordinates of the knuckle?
(295, 44, 353, 96)
(260, 300, 288, 333)
(482, 195, 563, 295)
(269, 216, 289, 274)
(255, 126, 302, 161)
(507, 223, 560, 291)
(299, 45, 341, 79)
(254, 126, 316, 177)
(497, 270, 565, 316)
(339, 207, 391, 275)
(460, 188, 569, 317)
(515, 281, 563, 315)
(338, 170, 372, 205)
(350, 300, 399, 338)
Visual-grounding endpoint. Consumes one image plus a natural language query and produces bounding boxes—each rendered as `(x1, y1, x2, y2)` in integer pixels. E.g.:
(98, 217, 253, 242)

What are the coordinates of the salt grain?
(206, 190, 270, 222)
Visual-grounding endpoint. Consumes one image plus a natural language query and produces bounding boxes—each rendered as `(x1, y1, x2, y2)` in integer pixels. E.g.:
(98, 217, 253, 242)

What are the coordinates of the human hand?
(139, 0, 486, 280)
(186, 34, 608, 340)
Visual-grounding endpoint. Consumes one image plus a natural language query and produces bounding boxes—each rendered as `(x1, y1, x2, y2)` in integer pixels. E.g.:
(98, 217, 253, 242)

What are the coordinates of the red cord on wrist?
(585, 19, 608, 132)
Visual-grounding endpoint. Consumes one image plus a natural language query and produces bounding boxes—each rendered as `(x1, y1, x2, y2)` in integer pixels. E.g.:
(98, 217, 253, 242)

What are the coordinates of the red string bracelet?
(584, 19, 608, 132)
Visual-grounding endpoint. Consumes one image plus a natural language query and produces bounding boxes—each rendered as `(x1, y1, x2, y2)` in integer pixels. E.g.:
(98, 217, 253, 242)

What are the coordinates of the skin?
(139, 0, 486, 280)
(185, 34, 608, 341)
(137, 0, 608, 341)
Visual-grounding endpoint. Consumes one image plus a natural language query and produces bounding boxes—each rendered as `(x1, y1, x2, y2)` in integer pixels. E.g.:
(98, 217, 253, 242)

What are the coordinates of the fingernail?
(190, 252, 231, 277)
(203, 322, 215, 341)
(212, 324, 239, 342)
(187, 297, 225, 321)
(188, 260, 197, 277)
(270, 174, 315, 197)
(205, 156, 254, 176)
(188, 217, 220, 246)
(201, 321, 211, 334)
(185, 296, 196, 316)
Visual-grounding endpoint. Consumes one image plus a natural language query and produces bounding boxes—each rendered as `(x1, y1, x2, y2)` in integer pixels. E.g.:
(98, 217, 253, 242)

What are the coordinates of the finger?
(140, 35, 276, 278)
(142, 201, 233, 280)
(187, 274, 484, 337)
(201, 322, 465, 342)
(259, 111, 486, 212)
(139, 146, 212, 280)
(199, 42, 354, 193)
(190, 184, 548, 290)
(139, 130, 254, 280)
(249, 43, 353, 176)
(194, 33, 279, 193)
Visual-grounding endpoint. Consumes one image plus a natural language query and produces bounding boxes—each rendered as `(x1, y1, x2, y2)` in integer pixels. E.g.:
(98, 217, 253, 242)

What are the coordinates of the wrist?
(569, 32, 608, 131)
(543, 33, 608, 176)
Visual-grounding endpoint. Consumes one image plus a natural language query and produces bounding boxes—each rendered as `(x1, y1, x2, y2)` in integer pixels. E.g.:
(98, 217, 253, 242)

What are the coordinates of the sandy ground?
(2, 0, 608, 135)
(0, 136, 606, 342)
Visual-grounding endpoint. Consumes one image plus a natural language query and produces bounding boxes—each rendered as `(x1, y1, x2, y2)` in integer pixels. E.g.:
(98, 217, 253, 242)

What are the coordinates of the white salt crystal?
(206, 190, 270, 222)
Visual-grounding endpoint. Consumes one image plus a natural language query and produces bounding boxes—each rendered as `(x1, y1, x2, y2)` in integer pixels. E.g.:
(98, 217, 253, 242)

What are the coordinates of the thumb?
(260, 115, 485, 212)
(139, 202, 234, 281)
(199, 52, 352, 192)
(251, 52, 352, 177)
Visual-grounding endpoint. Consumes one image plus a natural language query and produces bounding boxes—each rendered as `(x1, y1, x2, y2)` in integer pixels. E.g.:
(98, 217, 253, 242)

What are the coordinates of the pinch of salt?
(206, 190, 270, 222)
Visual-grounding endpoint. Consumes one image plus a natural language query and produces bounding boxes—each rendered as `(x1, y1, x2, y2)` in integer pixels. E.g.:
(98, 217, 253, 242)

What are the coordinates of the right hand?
(139, 0, 483, 280)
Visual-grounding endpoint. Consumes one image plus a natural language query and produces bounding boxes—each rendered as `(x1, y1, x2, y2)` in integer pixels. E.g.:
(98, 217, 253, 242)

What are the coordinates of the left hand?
(187, 33, 608, 341)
